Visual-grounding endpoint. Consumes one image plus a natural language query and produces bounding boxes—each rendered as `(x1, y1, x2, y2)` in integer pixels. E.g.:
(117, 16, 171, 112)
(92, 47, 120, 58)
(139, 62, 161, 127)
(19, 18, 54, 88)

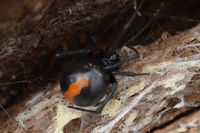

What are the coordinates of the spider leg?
(68, 77, 118, 114)
(67, 105, 98, 113)
(111, 71, 149, 76)
(103, 51, 140, 71)
(49, 49, 91, 71)
(90, 36, 104, 59)
(124, 1, 164, 46)
(91, 36, 101, 53)
(94, 77, 118, 113)
(55, 49, 91, 58)
(106, 0, 147, 55)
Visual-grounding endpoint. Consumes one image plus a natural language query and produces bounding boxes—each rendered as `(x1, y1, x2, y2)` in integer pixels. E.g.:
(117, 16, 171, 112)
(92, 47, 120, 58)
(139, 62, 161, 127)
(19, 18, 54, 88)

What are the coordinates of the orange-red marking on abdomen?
(64, 76, 89, 101)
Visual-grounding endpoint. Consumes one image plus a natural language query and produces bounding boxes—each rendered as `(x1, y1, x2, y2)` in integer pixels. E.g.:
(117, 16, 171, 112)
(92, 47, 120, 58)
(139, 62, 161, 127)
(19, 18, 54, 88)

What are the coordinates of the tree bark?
(1, 23, 200, 133)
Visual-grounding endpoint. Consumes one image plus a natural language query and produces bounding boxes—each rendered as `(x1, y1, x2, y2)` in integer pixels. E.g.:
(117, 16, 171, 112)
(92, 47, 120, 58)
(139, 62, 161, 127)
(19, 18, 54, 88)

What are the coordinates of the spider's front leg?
(55, 49, 91, 58)
(103, 48, 140, 71)
(49, 49, 91, 71)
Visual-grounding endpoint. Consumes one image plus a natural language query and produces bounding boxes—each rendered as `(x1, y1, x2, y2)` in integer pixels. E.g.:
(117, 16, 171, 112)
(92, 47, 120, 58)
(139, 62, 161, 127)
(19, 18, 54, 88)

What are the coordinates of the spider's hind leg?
(94, 77, 118, 113)
(68, 77, 118, 114)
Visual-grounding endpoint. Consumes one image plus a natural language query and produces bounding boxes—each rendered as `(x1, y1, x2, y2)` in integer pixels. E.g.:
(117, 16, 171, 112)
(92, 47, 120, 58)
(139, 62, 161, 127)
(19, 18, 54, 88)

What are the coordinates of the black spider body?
(57, 46, 144, 113)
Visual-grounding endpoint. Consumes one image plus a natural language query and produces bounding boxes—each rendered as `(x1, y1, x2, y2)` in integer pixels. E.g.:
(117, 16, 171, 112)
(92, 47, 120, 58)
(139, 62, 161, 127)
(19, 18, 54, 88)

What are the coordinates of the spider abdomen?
(60, 56, 110, 106)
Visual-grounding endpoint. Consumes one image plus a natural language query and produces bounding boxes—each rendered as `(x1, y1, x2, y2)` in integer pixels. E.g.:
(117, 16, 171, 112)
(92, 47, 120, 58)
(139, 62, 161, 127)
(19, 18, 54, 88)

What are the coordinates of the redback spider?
(55, 0, 162, 113)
